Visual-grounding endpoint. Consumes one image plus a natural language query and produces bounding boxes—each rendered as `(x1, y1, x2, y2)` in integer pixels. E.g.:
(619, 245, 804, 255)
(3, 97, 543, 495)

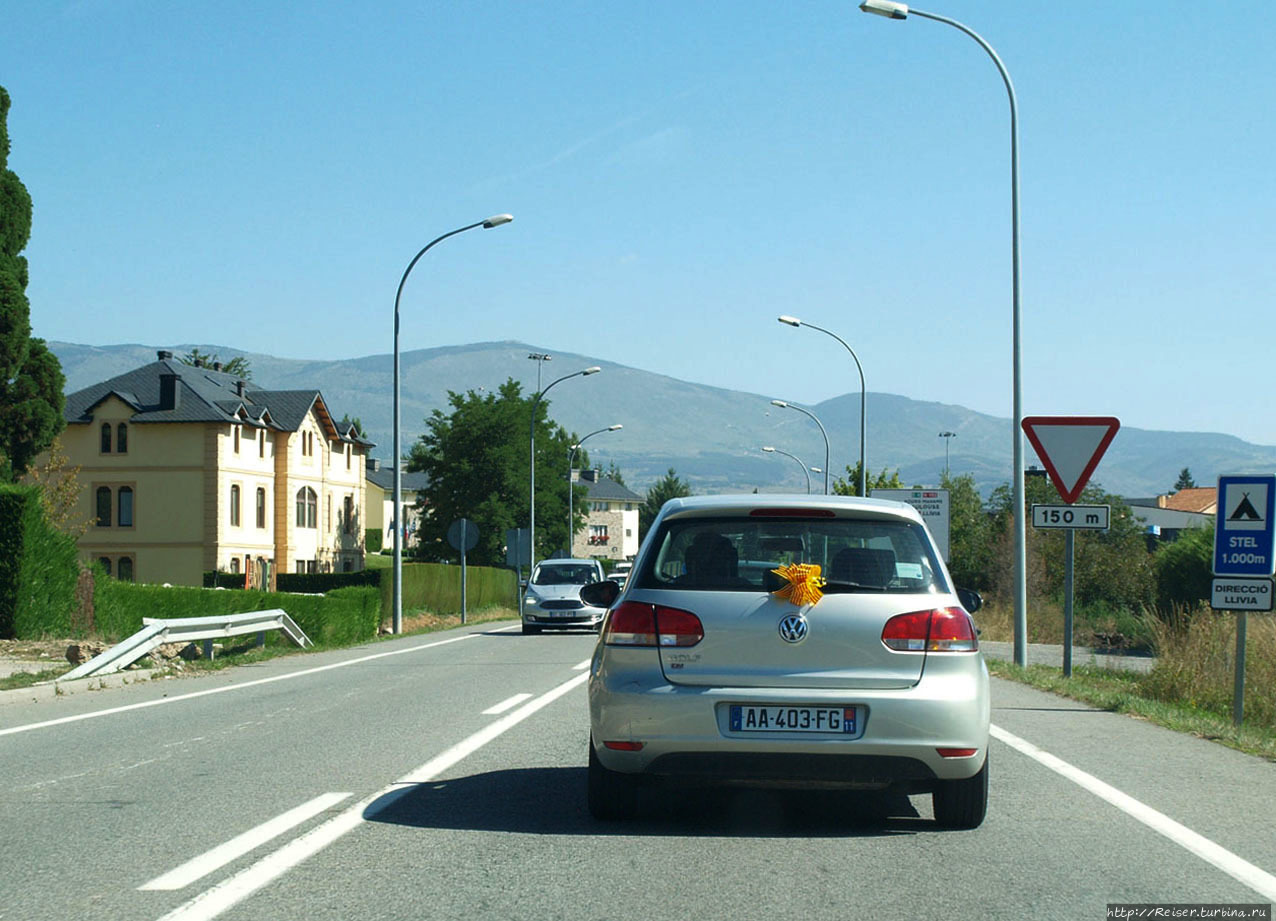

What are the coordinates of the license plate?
(729, 705, 856, 734)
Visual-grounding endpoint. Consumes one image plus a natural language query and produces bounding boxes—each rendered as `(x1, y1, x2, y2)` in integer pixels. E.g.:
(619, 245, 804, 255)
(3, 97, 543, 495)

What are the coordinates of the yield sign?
(1021, 416, 1121, 504)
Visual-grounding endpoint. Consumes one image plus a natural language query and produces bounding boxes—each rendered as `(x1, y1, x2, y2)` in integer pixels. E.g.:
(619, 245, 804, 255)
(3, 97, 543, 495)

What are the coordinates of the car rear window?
(634, 516, 947, 593)
(531, 563, 600, 586)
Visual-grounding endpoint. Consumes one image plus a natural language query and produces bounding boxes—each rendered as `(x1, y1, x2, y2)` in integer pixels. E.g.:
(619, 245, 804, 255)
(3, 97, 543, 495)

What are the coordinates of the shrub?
(365, 529, 383, 553)
(0, 484, 80, 638)
(93, 581, 382, 647)
(381, 561, 518, 618)
(1153, 525, 1214, 613)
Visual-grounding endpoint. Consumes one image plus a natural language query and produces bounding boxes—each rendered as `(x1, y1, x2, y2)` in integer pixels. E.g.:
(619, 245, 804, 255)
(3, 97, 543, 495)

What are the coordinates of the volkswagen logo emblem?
(778, 613, 809, 644)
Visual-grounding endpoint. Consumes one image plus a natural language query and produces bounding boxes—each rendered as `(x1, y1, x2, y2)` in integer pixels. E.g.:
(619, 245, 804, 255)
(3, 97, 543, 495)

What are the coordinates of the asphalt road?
(1, 622, 1273, 921)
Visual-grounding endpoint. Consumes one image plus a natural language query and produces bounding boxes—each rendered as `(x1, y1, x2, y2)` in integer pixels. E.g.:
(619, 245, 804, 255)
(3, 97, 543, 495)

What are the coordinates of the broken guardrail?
(60, 609, 312, 681)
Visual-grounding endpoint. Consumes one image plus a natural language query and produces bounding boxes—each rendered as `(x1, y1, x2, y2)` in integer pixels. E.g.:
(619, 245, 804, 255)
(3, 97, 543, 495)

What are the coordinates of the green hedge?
(94, 581, 381, 647)
(365, 529, 383, 554)
(0, 485, 80, 638)
(383, 562, 518, 617)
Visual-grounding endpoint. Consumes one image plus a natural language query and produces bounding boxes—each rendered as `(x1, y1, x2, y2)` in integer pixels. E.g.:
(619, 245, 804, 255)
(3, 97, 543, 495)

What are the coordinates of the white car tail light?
(881, 607, 979, 652)
(604, 601, 703, 647)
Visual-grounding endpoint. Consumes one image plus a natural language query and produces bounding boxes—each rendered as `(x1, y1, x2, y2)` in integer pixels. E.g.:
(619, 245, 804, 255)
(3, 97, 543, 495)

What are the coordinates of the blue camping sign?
(1213, 475, 1276, 577)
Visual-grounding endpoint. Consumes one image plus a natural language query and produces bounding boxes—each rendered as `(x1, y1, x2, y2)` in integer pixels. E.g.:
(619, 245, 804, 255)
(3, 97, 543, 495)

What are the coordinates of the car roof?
(535, 558, 602, 567)
(656, 493, 924, 524)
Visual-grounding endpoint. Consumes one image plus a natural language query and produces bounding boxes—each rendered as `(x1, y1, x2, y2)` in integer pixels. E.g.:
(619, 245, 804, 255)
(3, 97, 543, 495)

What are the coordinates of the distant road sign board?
(1021, 416, 1120, 504)
(1031, 504, 1110, 530)
(1211, 577, 1274, 612)
(873, 488, 949, 561)
(447, 518, 480, 552)
(1214, 475, 1276, 576)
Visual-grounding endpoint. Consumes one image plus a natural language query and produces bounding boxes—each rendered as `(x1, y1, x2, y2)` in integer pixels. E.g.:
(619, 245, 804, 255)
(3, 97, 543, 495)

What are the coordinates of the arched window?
(118, 486, 134, 527)
(96, 487, 112, 527)
(98, 557, 112, 576)
(258, 430, 266, 458)
(256, 488, 266, 528)
(230, 484, 241, 526)
(117, 557, 134, 582)
(229, 557, 240, 574)
(100, 423, 112, 453)
(116, 423, 128, 454)
(295, 487, 317, 528)
(233, 426, 241, 453)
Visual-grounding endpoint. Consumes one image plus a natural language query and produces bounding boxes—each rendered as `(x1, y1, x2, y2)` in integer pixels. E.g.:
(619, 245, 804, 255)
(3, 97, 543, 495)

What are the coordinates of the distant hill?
(48, 340, 1276, 498)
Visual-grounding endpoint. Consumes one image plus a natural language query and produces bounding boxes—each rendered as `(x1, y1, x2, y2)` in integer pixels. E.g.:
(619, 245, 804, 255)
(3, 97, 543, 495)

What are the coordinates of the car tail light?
(881, 607, 978, 652)
(749, 508, 837, 518)
(603, 741, 645, 751)
(604, 602, 703, 647)
(937, 748, 978, 758)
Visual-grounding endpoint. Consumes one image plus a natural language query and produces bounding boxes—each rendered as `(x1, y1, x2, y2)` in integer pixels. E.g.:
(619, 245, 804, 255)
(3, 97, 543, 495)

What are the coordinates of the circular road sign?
(447, 518, 480, 552)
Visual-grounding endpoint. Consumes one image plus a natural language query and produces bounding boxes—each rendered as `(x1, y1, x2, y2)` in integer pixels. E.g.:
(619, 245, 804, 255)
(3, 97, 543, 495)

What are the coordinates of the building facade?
(569, 469, 641, 561)
(364, 458, 430, 552)
(59, 351, 373, 586)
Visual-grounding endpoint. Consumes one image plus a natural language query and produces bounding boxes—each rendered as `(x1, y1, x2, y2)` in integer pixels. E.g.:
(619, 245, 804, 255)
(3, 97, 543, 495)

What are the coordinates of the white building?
(570, 469, 641, 561)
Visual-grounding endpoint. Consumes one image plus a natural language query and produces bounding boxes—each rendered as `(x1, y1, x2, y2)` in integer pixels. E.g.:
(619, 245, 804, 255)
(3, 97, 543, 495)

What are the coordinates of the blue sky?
(5, 1, 1275, 444)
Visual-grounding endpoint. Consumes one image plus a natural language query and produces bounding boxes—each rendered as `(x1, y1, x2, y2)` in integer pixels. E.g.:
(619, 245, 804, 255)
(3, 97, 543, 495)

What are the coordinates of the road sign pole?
(461, 521, 468, 625)
(1234, 611, 1247, 726)
(1064, 528, 1074, 678)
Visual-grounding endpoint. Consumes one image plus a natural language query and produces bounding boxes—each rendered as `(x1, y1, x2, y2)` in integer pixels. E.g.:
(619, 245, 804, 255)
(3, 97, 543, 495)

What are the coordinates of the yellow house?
(60, 350, 373, 586)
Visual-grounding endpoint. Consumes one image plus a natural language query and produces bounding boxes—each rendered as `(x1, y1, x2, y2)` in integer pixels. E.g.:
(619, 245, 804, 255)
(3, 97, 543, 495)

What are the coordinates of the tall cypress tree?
(0, 85, 65, 482)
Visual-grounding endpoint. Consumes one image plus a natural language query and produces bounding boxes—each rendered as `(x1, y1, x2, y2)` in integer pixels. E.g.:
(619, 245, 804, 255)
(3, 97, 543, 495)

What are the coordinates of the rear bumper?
(589, 649, 990, 786)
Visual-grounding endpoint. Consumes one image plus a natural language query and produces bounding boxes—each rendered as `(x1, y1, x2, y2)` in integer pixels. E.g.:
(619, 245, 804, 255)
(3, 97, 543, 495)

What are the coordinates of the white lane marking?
(139, 793, 352, 891)
(0, 633, 478, 738)
(482, 693, 532, 715)
(990, 723, 1276, 901)
(155, 671, 589, 921)
(572, 658, 591, 671)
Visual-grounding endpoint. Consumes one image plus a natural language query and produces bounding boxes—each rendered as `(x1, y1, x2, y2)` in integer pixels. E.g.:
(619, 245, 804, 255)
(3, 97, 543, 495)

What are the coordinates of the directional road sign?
(1021, 416, 1120, 504)
(1214, 475, 1276, 577)
(1211, 577, 1274, 612)
(872, 488, 949, 560)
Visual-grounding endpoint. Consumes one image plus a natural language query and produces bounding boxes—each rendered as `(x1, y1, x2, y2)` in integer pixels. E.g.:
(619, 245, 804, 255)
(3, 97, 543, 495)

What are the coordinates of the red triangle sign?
(1021, 416, 1120, 504)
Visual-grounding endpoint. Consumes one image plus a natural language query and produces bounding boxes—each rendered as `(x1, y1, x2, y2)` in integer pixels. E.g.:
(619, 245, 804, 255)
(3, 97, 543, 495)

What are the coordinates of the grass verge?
(0, 605, 520, 691)
(986, 658, 1276, 762)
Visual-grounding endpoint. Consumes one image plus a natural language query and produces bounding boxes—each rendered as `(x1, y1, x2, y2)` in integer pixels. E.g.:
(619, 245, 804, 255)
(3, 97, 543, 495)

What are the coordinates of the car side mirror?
(580, 580, 621, 609)
(956, 587, 982, 614)
(519, 579, 528, 591)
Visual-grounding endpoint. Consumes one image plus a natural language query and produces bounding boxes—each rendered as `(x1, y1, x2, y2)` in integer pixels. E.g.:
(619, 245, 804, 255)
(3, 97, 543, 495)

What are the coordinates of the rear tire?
(588, 738, 637, 821)
(932, 754, 988, 829)
(521, 622, 541, 635)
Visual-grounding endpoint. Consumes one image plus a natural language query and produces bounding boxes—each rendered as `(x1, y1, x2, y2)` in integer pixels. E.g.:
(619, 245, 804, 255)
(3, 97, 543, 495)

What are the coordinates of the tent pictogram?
(1230, 493, 1263, 522)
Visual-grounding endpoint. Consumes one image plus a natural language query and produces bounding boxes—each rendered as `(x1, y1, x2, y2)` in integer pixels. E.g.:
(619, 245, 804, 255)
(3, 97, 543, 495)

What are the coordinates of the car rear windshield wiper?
(821, 580, 891, 593)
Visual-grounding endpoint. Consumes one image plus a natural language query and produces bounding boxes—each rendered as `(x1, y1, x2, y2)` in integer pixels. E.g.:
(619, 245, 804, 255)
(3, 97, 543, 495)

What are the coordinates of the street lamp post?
(528, 353, 552, 393)
(858, 0, 1027, 666)
(770, 399, 830, 495)
(392, 213, 512, 635)
(762, 445, 812, 494)
(567, 424, 623, 550)
(777, 316, 866, 497)
(530, 367, 601, 571)
(939, 430, 957, 477)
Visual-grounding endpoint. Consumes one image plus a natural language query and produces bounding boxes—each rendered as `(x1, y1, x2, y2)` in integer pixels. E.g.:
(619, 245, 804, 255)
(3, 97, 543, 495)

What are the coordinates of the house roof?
(580, 477, 642, 502)
(64, 353, 375, 447)
(365, 465, 430, 493)
(1162, 487, 1217, 514)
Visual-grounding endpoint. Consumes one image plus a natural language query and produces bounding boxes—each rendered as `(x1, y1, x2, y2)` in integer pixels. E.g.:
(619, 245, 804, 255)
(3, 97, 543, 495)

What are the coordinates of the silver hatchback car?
(584, 495, 990, 828)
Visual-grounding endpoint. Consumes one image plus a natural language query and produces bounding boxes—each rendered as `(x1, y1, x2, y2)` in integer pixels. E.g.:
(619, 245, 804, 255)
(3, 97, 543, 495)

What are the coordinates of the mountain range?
(47, 340, 1276, 499)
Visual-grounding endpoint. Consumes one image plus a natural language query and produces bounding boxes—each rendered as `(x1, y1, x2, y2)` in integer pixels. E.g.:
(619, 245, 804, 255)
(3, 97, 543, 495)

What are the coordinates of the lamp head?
(583, 366, 602, 375)
(770, 399, 788, 408)
(777, 315, 802, 327)
(482, 213, 514, 228)
(528, 353, 551, 361)
(762, 446, 776, 453)
(859, 0, 908, 19)
(608, 424, 623, 431)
